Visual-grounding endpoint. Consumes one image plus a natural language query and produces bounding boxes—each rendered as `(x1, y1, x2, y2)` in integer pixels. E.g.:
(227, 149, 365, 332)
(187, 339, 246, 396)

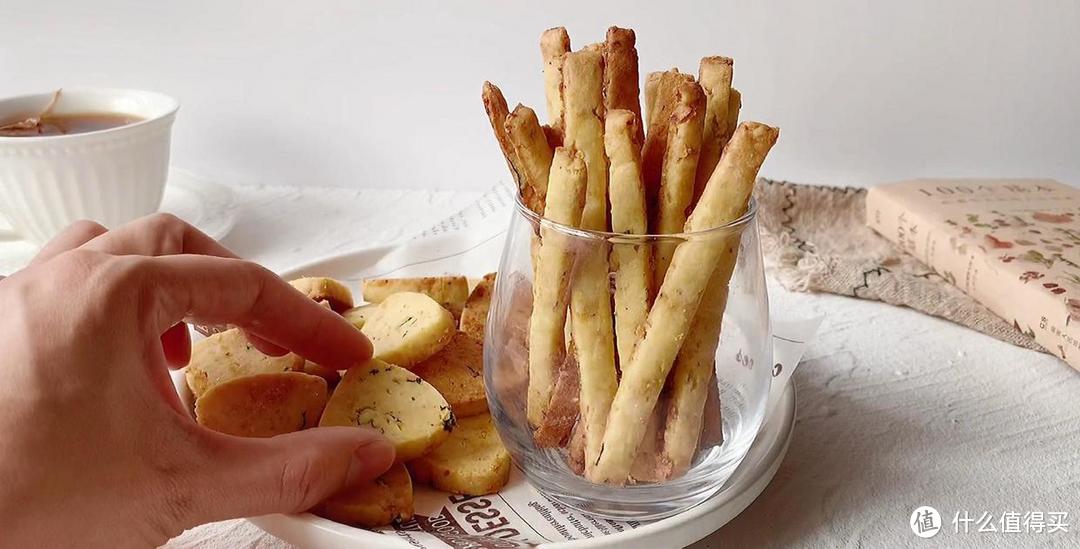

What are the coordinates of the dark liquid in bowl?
(0, 113, 143, 137)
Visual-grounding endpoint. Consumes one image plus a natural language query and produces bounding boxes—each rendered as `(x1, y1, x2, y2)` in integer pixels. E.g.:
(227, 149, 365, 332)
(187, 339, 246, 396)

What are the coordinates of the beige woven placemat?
(754, 178, 1046, 352)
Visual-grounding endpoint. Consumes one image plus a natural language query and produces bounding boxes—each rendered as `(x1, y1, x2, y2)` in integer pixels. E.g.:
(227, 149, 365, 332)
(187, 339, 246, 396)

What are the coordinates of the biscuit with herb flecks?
(361, 292, 456, 368)
(320, 360, 454, 462)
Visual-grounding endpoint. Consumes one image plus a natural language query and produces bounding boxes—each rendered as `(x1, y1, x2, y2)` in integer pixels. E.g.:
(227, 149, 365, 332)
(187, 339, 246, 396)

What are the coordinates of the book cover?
(866, 178, 1080, 370)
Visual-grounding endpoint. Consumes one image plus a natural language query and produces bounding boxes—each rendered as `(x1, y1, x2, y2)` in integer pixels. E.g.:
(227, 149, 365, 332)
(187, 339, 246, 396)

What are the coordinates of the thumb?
(185, 426, 395, 525)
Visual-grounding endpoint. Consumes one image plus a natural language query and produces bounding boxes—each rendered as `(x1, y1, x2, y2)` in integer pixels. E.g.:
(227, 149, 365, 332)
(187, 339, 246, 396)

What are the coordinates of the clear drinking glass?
(484, 197, 772, 520)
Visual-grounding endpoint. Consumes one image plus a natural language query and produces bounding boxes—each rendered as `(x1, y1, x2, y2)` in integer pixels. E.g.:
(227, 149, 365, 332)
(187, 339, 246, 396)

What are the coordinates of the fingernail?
(344, 437, 396, 486)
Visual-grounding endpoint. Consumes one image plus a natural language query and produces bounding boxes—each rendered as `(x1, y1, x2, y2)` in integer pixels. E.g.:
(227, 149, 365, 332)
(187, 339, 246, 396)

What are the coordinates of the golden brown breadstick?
(533, 342, 580, 447)
(603, 27, 643, 148)
(643, 71, 663, 131)
(527, 147, 587, 426)
(724, 88, 742, 142)
(685, 123, 775, 231)
(693, 57, 734, 204)
(629, 396, 666, 483)
(590, 122, 779, 484)
(699, 370, 723, 447)
(540, 27, 571, 128)
(641, 70, 694, 213)
(561, 48, 609, 231)
(570, 245, 618, 473)
(482, 82, 519, 185)
(662, 80, 742, 461)
(506, 104, 554, 214)
(563, 48, 617, 472)
(542, 124, 563, 150)
(605, 110, 652, 369)
(653, 80, 706, 284)
(659, 249, 735, 478)
(659, 87, 743, 473)
(567, 418, 586, 475)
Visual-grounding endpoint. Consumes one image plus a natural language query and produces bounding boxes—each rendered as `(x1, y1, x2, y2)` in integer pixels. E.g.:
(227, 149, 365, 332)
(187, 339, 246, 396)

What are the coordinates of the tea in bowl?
(0, 88, 179, 244)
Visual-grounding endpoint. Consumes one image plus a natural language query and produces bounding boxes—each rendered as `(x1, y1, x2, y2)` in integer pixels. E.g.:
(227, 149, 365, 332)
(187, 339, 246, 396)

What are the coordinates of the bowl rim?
(0, 87, 179, 143)
(513, 190, 758, 242)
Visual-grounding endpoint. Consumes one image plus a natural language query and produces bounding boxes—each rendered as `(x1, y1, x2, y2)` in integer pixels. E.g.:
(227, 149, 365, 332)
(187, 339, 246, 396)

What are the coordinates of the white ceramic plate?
(216, 252, 798, 549)
(244, 384, 794, 549)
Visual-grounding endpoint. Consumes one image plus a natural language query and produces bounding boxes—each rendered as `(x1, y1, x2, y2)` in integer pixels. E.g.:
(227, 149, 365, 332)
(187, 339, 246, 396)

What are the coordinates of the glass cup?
(484, 197, 772, 520)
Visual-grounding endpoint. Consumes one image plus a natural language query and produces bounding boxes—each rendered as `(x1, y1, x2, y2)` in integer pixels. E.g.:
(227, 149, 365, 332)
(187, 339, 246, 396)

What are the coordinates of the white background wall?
(2, 0, 1078, 191)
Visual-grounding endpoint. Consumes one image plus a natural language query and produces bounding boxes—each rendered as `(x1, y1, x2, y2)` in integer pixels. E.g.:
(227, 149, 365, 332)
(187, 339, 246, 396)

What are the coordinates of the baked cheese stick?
(570, 244, 618, 474)
(685, 123, 775, 232)
(660, 86, 742, 476)
(659, 246, 736, 478)
(653, 79, 706, 285)
(567, 418, 587, 475)
(527, 147, 588, 426)
(629, 397, 666, 483)
(506, 104, 555, 214)
(693, 56, 734, 204)
(643, 71, 663, 131)
(700, 370, 724, 447)
(605, 110, 652, 369)
(482, 81, 520, 185)
(540, 27, 571, 128)
(562, 48, 617, 472)
(561, 48, 609, 231)
(533, 342, 581, 448)
(725, 88, 742, 142)
(603, 27, 643, 148)
(542, 124, 563, 150)
(641, 70, 695, 212)
(590, 122, 779, 484)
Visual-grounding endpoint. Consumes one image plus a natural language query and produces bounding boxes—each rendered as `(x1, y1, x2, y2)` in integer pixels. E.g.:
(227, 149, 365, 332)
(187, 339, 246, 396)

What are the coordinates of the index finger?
(30, 220, 108, 266)
(84, 213, 239, 259)
(132, 255, 372, 370)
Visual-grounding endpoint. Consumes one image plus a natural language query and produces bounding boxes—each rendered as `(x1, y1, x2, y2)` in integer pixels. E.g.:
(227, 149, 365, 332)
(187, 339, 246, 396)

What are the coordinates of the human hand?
(0, 215, 395, 547)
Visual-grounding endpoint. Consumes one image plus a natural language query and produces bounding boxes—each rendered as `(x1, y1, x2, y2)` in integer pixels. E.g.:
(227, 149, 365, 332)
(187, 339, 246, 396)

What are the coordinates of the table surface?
(6, 185, 1076, 548)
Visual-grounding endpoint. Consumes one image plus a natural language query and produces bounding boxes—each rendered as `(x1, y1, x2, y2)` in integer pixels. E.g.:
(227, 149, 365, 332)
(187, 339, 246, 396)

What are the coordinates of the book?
(866, 178, 1080, 370)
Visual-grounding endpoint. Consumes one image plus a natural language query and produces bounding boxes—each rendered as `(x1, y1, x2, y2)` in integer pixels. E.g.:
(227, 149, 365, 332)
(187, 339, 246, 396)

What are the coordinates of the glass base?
(520, 466, 730, 523)
(493, 401, 755, 521)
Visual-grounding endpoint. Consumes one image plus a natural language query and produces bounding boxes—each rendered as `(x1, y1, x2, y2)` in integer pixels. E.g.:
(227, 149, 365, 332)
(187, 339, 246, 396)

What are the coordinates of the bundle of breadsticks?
(483, 26, 778, 485)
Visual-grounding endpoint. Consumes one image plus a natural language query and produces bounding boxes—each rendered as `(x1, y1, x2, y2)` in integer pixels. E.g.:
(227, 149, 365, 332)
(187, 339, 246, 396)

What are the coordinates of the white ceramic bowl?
(0, 88, 179, 244)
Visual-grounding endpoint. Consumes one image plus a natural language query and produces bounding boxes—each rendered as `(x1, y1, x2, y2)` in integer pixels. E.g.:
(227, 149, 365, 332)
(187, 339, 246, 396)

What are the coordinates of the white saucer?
(0, 167, 235, 274)
(160, 167, 236, 242)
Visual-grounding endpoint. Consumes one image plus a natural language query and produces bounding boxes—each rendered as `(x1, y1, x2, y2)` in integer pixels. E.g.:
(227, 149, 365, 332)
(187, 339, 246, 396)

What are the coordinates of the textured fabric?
(754, 178, 1046, 353)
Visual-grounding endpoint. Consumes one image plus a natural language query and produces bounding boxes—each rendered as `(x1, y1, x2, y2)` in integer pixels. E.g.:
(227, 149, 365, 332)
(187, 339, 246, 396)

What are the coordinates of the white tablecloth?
(5, 185, 1077, 548)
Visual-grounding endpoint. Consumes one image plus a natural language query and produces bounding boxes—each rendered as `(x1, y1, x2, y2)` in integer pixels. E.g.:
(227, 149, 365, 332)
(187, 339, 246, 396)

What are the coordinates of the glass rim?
(513, 191, 758, 242)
